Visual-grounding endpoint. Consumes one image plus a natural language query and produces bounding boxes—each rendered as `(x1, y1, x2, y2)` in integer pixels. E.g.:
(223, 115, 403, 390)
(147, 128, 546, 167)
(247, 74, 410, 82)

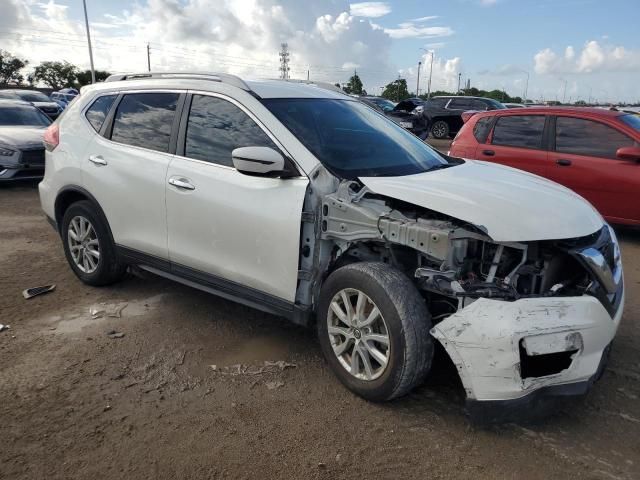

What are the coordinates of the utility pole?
(396, 74, 401, 102)
(427, 51, 434, 99)
(522, 70, 529, 103)
(82, 0, 96, 84)
(307, 68, 309, 81)
(457, 73, 461, 93)
(146, 43, 151, 72)
(416, 61, 422, 96)
(279, 43, 290, 80)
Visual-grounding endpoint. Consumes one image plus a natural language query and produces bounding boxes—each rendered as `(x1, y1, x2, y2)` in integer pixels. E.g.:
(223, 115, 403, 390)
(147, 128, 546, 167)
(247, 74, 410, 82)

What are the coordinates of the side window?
(449, 98, 471, 110)
(428, 98, 448, 108)
(473, 117, 493, 143)
(85, 94, 117, 132)
(111, 93, 179, 153)
(472, 100, 489, 111)
(556, 117, 635, 158)
(185, 95, 277, 167)
(492, 115, 546, 149)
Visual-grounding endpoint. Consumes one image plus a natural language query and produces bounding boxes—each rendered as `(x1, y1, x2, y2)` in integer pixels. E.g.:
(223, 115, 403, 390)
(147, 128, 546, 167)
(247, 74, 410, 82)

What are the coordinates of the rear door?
(165, 92, 308, 303)
(82, 91, 183, 259)
(548, 115, 639, 222)
(479, 114, 551, 177)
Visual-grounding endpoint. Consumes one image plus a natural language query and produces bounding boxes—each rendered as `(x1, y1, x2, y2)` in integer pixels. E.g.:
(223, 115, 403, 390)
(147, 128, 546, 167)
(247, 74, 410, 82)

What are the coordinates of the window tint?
(473, 117, 493, 143)
(428, 98, 449, 108)
(472, 100, 489, 111)
(185, 95, 277, 167)
(556, 117, 635, 158)
(111, 93, 179, 152)
(449, 98, 474, 110)
(492, 115, 546, 149)
(85, 94, 117, 132)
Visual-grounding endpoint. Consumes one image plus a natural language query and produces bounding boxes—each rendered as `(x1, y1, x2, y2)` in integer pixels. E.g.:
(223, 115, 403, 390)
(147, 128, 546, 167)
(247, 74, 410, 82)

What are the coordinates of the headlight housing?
(0, 146, 17, 157)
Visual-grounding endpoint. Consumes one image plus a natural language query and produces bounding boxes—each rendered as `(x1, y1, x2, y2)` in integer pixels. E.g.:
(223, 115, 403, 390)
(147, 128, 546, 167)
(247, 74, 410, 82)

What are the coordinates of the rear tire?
(61, 200, 126, 286)
(431, 120, 450, 139)
(317, 262, 433, 401)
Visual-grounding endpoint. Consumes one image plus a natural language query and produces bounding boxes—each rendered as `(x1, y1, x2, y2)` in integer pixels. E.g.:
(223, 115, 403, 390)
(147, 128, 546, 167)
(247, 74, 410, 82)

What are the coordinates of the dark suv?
(424, 96, 505, 139)
(359, 96, 430, 139)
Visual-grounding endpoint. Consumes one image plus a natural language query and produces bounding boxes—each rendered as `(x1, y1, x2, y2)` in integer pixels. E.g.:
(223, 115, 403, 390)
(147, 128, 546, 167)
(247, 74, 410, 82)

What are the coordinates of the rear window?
(85, 94, 117, 132)
(473, 117, 493, 143)
(110, 93, 179, 153)
(427, 98, 449, 108)
(492, 115, 546, 149)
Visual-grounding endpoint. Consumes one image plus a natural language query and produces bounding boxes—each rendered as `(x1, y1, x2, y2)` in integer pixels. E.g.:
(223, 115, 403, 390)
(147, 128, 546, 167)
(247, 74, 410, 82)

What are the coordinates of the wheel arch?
(54, 186, 115, 244)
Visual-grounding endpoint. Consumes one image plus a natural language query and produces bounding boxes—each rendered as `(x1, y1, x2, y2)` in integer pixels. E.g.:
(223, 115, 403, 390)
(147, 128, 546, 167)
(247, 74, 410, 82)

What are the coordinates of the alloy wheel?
(327, 288, 390, 381)
(67, 215, 100, 273)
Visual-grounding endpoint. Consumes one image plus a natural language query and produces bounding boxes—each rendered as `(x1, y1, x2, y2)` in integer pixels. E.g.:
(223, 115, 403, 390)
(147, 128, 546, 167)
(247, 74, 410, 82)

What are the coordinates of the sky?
(1, 0, 638, 103)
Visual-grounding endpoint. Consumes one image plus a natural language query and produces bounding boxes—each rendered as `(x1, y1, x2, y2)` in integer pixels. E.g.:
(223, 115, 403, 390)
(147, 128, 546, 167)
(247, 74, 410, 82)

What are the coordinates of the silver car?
(0, 99, 51, 181)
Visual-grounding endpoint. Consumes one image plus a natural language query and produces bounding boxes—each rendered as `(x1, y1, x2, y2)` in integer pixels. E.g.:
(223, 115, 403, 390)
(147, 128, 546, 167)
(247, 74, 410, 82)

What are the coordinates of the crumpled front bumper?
(431, 287, 624, 422)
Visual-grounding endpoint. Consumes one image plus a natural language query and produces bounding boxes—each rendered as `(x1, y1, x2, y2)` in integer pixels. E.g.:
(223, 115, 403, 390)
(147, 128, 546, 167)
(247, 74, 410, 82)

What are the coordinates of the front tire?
(61, 200, 126, 286)
(317, 262, 433, 401)
(431, 120, 450, 139)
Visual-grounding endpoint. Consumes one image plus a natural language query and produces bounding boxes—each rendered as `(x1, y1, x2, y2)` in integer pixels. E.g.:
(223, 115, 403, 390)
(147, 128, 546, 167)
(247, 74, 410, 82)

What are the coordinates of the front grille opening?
(519, 340, 578, 379)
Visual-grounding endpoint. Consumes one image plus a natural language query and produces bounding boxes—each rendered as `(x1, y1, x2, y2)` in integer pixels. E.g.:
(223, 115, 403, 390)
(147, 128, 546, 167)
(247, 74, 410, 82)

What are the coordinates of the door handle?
(168, 177, 195, 190)
(556, 158, 572, 166)
(482, 150, 495, 156)
(88, 154, 107, 166)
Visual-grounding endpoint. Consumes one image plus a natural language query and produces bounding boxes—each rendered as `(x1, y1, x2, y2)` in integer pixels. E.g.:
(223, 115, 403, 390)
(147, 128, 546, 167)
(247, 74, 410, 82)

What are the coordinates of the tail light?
(43, 124, 59, 151)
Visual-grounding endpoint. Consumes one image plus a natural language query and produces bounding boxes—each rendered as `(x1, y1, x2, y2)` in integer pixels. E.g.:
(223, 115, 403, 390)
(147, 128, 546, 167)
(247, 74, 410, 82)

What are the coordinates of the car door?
(165, 92, 308, 303)
(548, 115, 639, 222)
(82, 91, 183, 260)
(478, 114, 551, 177)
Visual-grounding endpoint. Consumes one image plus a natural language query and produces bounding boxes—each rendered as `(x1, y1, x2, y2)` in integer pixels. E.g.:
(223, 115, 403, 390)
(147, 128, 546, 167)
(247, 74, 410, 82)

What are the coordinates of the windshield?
(15, 91, 51, 102)
(620, 113, 640, 132)
(0, 106, 51, 126)
(264, 98, 447, 179)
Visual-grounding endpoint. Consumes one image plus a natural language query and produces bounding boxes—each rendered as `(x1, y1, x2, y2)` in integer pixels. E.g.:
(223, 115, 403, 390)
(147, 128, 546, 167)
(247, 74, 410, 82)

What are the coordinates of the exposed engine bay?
(314, 181, 604, 324)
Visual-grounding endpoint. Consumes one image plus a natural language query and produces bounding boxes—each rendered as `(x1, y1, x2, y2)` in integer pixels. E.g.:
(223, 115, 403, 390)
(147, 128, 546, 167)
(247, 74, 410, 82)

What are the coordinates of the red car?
(450, 107, 640, 225)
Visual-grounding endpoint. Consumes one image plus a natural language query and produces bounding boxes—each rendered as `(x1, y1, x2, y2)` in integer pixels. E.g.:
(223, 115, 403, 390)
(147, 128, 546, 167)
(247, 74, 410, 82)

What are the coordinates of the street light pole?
(523, 70, 529, 103)
(416, 61, 422, 96)
(427, 51, 434, 99)
(82, 0, 96, 84)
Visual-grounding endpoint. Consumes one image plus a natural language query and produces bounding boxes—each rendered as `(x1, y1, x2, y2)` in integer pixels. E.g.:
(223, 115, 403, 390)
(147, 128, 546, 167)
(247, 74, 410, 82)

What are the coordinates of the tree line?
(337, 73, 524, 104)
(0, 50, 110, 90)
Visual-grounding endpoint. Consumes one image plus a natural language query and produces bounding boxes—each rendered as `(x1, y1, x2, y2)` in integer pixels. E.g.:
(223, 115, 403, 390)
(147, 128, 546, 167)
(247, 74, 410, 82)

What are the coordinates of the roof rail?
(278, 79, 346, 95)
(104, 72, 251, 91)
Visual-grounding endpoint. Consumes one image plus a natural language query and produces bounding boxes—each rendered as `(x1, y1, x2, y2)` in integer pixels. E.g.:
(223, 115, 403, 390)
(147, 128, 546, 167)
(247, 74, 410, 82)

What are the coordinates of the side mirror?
(616, 146, 640, 162)
(232, 146, 285, 176)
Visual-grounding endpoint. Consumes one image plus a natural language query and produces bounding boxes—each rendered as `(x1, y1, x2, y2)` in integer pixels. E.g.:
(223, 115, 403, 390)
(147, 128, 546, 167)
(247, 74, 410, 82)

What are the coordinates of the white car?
(39, 72, 624, 422)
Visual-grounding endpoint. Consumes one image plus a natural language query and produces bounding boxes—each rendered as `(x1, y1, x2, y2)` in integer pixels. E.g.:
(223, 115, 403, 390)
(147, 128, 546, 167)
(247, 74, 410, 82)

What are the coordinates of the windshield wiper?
(425, 163, 455, 172)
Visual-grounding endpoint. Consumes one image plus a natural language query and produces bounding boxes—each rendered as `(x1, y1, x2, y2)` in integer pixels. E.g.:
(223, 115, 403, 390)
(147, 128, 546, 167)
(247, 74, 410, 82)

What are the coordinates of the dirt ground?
(1, 179, 639, 480)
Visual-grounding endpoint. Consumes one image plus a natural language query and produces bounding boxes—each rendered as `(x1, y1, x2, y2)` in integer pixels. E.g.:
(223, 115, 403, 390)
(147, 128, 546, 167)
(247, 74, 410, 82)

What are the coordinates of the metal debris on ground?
(210, 360, 297, 376)
(106, 330, 125, 339)
(22, 284, 56, 299)
(0, 324, 10, 333)
(90, 303, 128, 319)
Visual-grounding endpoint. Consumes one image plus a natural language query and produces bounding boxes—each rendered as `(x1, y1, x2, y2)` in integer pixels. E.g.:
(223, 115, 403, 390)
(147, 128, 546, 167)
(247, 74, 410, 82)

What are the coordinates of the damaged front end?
(313, 180, 624, 422)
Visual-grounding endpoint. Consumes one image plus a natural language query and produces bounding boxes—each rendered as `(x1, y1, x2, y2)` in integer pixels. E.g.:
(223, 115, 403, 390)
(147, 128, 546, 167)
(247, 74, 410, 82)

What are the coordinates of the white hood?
(360, 160, 603, 242)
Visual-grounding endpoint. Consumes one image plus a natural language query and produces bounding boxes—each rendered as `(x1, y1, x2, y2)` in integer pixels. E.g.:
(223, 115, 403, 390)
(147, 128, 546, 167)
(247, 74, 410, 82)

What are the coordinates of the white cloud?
(0, 0, 398, 92)
(384, 15, 453, 39)
(349, 2, 391, 18)
(534, 40, 640, 74)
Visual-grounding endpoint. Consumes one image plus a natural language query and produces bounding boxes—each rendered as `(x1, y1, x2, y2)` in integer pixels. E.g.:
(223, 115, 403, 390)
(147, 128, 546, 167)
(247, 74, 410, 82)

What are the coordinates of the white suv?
(39, 73, 624, 422)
